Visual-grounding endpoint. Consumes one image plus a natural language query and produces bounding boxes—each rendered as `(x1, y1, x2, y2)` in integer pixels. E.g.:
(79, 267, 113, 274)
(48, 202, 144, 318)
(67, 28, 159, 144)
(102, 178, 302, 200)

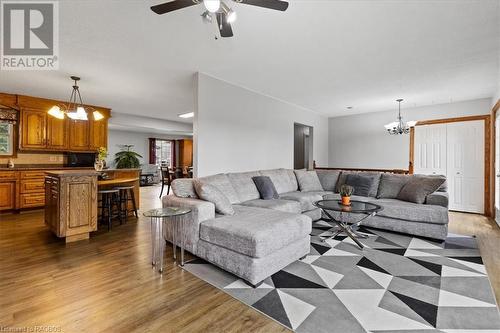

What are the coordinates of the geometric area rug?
(184, 220, 500, 333)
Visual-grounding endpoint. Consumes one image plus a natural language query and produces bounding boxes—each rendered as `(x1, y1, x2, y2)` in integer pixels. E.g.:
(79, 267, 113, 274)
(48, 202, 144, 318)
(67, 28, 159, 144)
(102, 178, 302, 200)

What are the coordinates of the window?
(0, 121, 14, 156)
(155, 139, 173, 167)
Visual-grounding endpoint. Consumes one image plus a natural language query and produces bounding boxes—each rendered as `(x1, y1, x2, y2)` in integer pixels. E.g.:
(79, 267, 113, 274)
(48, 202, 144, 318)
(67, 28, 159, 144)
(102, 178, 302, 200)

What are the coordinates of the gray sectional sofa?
(163, 168, 449, 286)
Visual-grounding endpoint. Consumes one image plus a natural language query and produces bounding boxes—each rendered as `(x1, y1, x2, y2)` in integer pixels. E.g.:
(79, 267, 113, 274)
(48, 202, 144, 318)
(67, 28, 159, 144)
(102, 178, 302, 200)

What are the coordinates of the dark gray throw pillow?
(344, 174, 377, 197)
(252, 176, 279, 200)
(377, 173, 412, 199)
(397, 177, 446, 204)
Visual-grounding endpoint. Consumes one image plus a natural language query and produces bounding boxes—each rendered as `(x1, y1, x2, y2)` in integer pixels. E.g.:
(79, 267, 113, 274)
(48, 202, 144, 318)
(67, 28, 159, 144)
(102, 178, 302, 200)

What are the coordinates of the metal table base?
(320, 209, 378, 249)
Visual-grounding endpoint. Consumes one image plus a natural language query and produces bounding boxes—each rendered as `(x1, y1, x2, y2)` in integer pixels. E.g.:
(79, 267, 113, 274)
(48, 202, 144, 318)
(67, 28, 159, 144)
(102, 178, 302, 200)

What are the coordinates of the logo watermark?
(1, 0, 59, 70)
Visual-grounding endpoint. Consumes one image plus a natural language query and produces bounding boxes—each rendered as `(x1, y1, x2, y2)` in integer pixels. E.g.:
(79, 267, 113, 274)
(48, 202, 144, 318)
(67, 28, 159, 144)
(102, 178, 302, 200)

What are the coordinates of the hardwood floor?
(0, 185, 498, 332)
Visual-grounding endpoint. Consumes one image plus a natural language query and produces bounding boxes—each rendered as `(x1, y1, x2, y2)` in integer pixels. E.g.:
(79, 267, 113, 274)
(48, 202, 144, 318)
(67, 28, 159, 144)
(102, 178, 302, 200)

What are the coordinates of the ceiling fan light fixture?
(203, 0, 220, 13)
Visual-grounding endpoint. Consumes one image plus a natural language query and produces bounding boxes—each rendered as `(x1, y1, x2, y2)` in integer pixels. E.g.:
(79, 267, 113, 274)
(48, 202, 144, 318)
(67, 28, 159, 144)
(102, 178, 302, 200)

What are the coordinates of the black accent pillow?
(252, 176, 279, 200)
(344, 174, 377, 197)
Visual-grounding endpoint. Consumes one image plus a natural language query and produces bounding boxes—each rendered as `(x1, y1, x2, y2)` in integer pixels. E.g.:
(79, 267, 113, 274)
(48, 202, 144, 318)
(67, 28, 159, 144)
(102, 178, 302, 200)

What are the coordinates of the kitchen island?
(44, 168, 140, 243)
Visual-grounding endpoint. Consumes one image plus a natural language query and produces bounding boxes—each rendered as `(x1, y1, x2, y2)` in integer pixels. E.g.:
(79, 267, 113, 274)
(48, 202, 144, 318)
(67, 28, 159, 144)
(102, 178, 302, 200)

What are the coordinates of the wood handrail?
(314, 167, 409, 174)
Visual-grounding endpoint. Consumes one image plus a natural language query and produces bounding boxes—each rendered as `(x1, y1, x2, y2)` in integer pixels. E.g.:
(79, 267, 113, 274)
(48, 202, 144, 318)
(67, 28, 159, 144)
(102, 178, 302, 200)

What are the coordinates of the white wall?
(107, 130, 190, 167)
(195, 73, 329, 177)
(328, 98, 492, 169)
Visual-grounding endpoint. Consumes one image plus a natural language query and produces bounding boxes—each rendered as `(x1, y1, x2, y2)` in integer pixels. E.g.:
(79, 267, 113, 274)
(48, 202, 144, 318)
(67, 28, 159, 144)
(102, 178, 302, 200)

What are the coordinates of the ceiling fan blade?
(151, 0, 199, 14)
(216, 12, 233, 38)
(237, 0, 289, 11)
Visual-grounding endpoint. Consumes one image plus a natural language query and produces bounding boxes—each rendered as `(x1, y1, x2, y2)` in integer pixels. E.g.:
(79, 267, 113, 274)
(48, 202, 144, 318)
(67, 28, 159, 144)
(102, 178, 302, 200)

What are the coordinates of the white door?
(446, 120, 484, 213)
(413, 124, 447, 176)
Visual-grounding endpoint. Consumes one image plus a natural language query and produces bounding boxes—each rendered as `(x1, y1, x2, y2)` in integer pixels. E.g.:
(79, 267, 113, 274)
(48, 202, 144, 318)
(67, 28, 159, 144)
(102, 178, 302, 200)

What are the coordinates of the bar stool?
(114, 186, 138, 223)
(98, 189, 120, 231)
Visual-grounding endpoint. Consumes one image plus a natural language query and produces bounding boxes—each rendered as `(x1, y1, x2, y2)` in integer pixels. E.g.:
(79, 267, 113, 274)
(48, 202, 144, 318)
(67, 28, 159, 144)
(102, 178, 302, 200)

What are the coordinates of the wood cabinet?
(19, 171, 46, 209)
(178, 139, 193, 167)
(44, 171, 98, 243)
(46, 116, 68, 150)
(0, 171, 18, 211)
(12, 93, 111, 152)
(0, 182, 16, 210)
(69, 120, 90, 151)
(90, 116, 108, 149)
(20, 109, 47, 149)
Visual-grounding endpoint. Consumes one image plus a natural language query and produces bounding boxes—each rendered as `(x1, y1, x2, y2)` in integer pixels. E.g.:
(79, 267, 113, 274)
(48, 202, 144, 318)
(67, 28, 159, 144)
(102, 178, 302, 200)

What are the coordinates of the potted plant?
(94, 147, 107, 171)
(114, 145, 142, 169)
(340, 184, 354, 206)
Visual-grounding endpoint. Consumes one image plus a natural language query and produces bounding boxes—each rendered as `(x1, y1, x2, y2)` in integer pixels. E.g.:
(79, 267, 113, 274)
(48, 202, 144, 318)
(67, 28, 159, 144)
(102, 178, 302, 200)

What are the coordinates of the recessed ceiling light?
(179, 112, 194, 119)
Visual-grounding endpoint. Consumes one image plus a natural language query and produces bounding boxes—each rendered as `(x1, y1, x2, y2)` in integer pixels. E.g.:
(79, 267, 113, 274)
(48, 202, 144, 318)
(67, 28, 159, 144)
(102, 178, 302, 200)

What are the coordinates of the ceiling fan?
(150, 0, 289, 38)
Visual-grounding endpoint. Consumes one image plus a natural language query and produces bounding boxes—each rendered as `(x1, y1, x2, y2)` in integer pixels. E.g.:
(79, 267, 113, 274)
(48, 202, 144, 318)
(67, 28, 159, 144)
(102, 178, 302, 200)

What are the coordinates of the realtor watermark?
(1, 0, 59, 70)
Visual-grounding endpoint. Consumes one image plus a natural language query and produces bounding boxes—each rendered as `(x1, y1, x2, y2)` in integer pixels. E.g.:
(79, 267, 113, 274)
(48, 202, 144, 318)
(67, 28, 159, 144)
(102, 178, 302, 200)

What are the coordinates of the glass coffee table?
(314, 200, 383, 249)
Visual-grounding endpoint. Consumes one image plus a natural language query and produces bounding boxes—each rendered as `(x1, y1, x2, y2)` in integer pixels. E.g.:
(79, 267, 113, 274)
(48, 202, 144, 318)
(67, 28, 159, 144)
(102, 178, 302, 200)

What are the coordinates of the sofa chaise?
(163, 168, 449, 286)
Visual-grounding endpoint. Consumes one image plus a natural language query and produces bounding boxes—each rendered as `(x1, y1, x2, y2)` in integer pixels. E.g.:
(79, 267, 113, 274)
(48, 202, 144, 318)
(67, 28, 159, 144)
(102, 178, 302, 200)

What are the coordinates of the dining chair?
(159, 166, 172, 198)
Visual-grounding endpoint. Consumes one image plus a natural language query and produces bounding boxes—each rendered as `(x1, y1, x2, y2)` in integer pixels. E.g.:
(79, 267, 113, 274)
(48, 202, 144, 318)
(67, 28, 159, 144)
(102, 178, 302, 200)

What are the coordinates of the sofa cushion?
(425, 192, 449, 208)
(227, 171, 261, 202)
(295, 170, 323, 192)
(323, 193, 372, 202)
(315, 170, 341, 192)
(198, 174, 240, 204)
(336, 171, 380, 196)
(193, 181, 235, 216)
(252, 176, 279, 200)
(171, 179, 198, 198)
(397, 177, 446, 204)
(372, 199, 448, 225)
(238, 199, 301, 214)
(279, 191, 323, 211)
(260, 169, 298, 194)
(415, 174, 448, 192)
(376, 173, 412, 199)
(199, 205, 312, 258)
(345, 173, 379, 197)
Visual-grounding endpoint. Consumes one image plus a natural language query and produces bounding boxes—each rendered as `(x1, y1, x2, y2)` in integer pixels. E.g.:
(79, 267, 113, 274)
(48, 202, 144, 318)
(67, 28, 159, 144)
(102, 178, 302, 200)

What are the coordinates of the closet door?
(446, 120, 484, 213)
(413, 124, 447, 176)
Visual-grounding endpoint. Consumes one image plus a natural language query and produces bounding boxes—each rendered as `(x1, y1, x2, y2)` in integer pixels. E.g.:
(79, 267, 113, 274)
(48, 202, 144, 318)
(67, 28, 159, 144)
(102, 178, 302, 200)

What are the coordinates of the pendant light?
(48, 76, 104, 121)
(384, 99, 416, 135)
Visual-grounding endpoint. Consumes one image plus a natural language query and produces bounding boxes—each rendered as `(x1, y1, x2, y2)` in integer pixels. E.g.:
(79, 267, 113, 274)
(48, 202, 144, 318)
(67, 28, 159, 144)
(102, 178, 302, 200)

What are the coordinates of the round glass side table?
(143, 207, 191, 273)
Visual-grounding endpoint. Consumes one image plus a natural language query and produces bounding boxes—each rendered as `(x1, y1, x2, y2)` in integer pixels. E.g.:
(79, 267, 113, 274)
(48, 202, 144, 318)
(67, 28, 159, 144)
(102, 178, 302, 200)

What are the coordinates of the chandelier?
(384, 99, 416, 135)
(48, 76, 104, 121)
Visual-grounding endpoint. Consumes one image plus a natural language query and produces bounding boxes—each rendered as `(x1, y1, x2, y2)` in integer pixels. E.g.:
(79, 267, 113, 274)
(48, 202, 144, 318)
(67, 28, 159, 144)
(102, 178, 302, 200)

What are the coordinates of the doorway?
(294, 123, 313, 170)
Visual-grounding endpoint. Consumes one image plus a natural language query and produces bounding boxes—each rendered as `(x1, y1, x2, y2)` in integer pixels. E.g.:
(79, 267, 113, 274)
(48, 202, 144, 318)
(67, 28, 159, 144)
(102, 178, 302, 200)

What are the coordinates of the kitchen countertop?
(0, 166, 141, 171)
(0, 165, 94, 171)
(45, 170, 99, 177)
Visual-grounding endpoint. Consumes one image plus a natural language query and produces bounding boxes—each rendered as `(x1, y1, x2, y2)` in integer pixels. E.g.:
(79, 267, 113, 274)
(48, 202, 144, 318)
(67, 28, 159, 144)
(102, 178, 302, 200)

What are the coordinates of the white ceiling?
(0, 0, 498, 121)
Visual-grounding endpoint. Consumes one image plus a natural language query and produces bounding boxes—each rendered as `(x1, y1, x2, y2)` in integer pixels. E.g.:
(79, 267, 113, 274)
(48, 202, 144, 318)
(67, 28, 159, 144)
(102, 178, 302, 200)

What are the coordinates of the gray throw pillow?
(315, 170, 341, 192)
(294, 170, 323, 192)
(171, 179, 198, 198)
(415, 174, 448, 192)
(377, 173, 412, 199)
(397, 177, 446, 204)
(345, 174, 378, 197)
(252, 176, 279, 200)
(336, 171, 380, 196)
(193, 180, 235, 215)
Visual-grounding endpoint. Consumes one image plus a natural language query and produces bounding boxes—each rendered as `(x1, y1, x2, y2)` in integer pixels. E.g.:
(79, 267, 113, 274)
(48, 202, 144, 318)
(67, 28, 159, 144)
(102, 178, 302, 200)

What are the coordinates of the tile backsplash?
(0, 153, 65, 166)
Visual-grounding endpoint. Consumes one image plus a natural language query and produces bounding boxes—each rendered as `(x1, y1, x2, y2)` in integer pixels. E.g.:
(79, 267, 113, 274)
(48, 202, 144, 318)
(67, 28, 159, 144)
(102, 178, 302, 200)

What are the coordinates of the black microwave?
(65, 152, 96, 167)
